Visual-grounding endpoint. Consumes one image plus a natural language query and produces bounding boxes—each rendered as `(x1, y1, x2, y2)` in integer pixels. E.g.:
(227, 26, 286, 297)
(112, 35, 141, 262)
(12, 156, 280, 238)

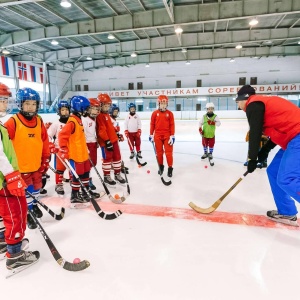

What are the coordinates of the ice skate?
(70, 191, 90, 209)
(39, 188, 47, 197)
(82, 189, 105, 201)
(6, 250, 40, 278)
(32, 203, 43, 218)
(104, 175, 116, 187)
(115, 173, 126, 185)
(27, 212, 37, 230)
(167, 167, 173, 178)
(137, 151, 142, 159)
(201, 153, 208, 159)
(208, 153, 214, 166)
(158, 164, 164, 175)
(55, 184, 65, 196)
(89, 179, 96, 190)
(267, 210, 298, 227)
(0, 238, 29, 261)
(129, 151, 135, 159)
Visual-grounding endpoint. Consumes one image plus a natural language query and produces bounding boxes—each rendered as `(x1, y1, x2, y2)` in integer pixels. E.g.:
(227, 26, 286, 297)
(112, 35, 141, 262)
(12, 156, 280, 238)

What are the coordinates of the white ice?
(1, 117, 300, 300)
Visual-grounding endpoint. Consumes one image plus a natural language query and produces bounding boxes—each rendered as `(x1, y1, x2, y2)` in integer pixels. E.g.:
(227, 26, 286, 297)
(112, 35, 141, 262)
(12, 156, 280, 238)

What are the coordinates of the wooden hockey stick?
(189, 171, 248, 214)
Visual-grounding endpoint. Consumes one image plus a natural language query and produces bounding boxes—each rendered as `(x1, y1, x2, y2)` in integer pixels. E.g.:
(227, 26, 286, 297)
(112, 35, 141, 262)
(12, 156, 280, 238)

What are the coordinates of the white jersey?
(82, 116, 97, 143)
(47, 120, 66, 147)
(124, 113, 141, 133)
(0, 123, 14, 176)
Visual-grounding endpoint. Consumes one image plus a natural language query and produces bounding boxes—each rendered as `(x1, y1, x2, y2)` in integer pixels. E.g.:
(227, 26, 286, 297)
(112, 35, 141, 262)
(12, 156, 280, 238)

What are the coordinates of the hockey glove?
(49, 142, 58, 154)
(247, 159, 257, 173)
(207, 120, 216, 125)
(149, 135, 154, 143)
(168, 135, 175, 146)
(5, 171, 27, 197)
(118, 133, 124, 142)
(199, 128, 203, 136)
(38, 157, 50, 174)
(124, 130, 129, 138)
(137, 129, 141, 138)
(105, 140, 113, 152)
(44, 122, 52, 130)
(257, 140, 276, 163)
(58, 148, 69, 160)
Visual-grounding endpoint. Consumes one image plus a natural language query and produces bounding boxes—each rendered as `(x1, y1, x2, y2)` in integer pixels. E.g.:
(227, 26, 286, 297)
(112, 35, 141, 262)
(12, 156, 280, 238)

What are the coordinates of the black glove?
(257, 139, 276, 163)
(247, 159, 257, 173)
(105, 140, 113, 152)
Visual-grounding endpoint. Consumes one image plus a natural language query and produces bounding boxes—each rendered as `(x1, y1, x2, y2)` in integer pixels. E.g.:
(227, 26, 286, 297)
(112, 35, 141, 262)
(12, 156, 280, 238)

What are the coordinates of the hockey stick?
(27, 209, 90, 271)
(189, 171, 249, 214)
(61, 157, 122, 220)
(49, 165, 70, 182)
(26, 190, 65, 221)
(151, 142, 172, 186)
(127, 138, 147, 167)
(121, 160, 130, 195)
(88, 156, 125, 204)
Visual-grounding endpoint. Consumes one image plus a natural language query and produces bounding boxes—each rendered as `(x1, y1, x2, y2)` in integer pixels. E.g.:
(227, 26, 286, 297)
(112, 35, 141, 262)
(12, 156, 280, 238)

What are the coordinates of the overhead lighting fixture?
(181, 48, 187, 53)
(298, 41, 300, 45)
(175, 27, 183, 34)
(108, 34, 115, 40)
(2, 49, 10, 55)
(86, 56, 92, 60)
(230, 58, 235, 62)
(249, 18, 258, 26)
(185, 61, 191, 65)
(131, 52, 137, 58)
(236, 44, 243, 49)
(145, 63, 150, 67)
(60, 0, 71, 8)
(51, 40, 59, 45)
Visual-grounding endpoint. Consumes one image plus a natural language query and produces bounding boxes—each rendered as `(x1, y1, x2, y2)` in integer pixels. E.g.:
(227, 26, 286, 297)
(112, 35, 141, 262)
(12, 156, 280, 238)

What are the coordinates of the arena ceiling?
(0, 0, 299, 72)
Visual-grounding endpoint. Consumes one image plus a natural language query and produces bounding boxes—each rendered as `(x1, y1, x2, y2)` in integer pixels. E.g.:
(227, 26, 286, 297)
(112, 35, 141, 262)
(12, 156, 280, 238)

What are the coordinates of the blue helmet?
(16, 87, 40, 117)
(128, 102, 136, 110)
(109, 104, 119, 117)
(70, 96, 90, 115)
(57, 99, 70, 118)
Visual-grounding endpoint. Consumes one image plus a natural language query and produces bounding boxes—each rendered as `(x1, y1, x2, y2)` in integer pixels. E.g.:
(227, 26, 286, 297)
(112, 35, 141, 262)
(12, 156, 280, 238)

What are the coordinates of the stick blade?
(189, 201, 219, 214)
(59, 259, 90, 271)
(161, 177, 172, 186)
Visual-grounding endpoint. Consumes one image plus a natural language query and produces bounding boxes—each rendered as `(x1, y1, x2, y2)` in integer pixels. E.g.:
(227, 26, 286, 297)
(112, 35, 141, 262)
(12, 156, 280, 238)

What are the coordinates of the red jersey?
(96, 112, 118, 147)
(150, 109, 175, 136)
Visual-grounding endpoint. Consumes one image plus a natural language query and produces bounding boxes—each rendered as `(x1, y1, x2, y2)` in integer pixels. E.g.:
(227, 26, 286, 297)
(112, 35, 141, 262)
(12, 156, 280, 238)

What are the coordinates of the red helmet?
(0, 83, 12, 98)
(97, 94, 112, 105)
(89, 98, 100, 107)
(157, 95, 168, 104)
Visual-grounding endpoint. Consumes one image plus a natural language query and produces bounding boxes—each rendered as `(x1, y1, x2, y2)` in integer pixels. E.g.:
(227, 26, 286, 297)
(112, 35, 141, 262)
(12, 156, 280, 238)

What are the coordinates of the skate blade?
(56, 193, 65, 198)
(267, 217, 299, 227)
(70, 202, 91, 209)
(6, 259, 39, 279)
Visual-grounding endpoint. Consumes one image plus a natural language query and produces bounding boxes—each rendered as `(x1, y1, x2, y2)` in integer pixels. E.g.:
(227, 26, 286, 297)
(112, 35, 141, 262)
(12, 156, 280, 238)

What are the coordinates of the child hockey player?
(0, 83, 39, 276)
(47, 99, 70, 196)
(109, 104, 124, 143)
(82, 98, 101, 190)
(58, 96, 102, 208)
(199, 102, 221, 163)
(124, 102, 142, 159)
(149, 95, 175, 177)
(5, 88, 50, 229)
(96, 94, 125, 186)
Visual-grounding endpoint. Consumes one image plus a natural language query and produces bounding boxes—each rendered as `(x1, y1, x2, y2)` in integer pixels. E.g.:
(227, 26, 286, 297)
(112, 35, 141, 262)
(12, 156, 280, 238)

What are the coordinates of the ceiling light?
(249, 18, 258, 26)
(2, 49, 10, 55)
(145, 63, 150, 67)
(181, 48, 187, 53)
(236, 44, 243, 49)
(86, 56, 92, 60)
(108, 34, 115, 40)
(185, 61, 191, 65)
(131, 52, 137, 58)
(298, 41, 300, 45)
(175, 27, 183, 34)
(230, 58, 235, 62)
(60, 0, 71, 8)
(51, 40, 59, 45)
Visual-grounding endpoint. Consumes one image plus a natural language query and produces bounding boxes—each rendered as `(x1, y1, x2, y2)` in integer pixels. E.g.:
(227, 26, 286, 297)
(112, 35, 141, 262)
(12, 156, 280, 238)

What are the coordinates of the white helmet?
(206, 102, 214, 109)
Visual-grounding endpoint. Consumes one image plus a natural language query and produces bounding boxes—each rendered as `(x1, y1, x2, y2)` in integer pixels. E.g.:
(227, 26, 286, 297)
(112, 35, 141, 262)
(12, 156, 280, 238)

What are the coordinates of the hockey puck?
(147, 170, 150, 174)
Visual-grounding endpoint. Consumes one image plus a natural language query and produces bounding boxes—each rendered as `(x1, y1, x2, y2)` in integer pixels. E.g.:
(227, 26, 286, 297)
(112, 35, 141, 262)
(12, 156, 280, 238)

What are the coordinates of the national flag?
(0, 56, 13, 76)
(18, 62, 27, 81)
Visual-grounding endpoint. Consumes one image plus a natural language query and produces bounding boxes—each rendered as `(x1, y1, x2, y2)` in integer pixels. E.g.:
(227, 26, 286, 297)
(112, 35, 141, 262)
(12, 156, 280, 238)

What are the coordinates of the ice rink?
(1, 117, 300, 300)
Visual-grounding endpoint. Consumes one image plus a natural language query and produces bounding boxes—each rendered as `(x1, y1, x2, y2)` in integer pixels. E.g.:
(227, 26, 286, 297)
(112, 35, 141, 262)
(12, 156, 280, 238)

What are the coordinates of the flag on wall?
(0, 56, 14, 77)
(28, 65, 44, 83)
(18, 62, 28, 81)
